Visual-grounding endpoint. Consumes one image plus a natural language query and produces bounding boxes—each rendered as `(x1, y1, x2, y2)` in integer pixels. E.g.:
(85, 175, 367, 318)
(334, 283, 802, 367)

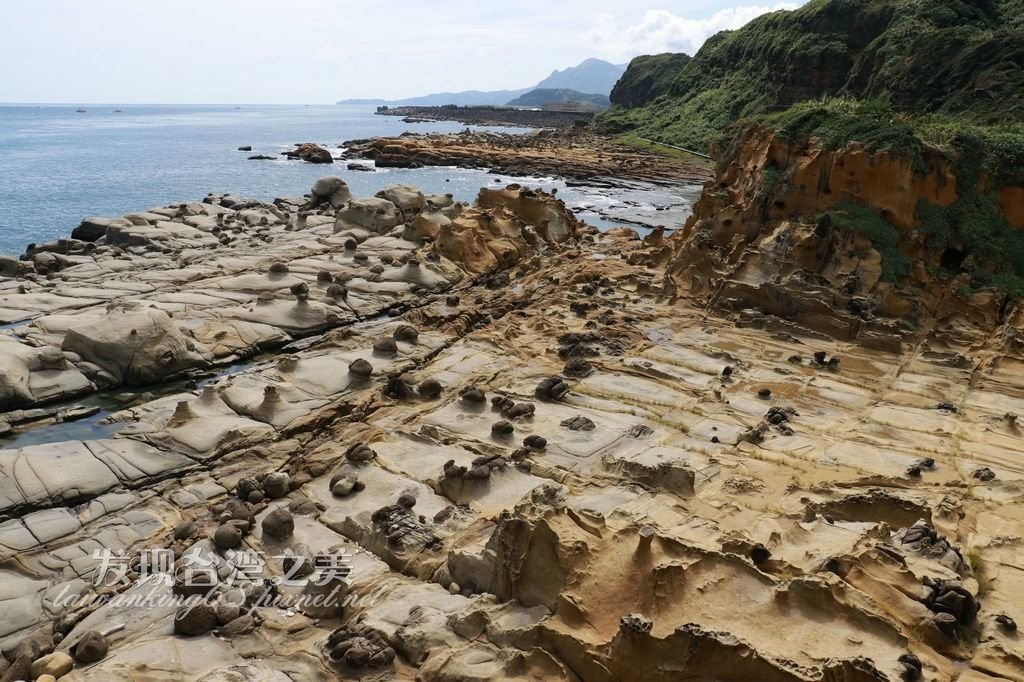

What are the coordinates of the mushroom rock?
(375, 184, 427, 217)
(476, 186, 580, 243)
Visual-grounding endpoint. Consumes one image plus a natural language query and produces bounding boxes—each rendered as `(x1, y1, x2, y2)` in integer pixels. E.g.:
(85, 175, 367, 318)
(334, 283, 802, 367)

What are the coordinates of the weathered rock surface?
(345, 129, 710, 184)
(62, 307, 206, 385)
(282, 143, 333, 164)
(0, 174, 1021, 682)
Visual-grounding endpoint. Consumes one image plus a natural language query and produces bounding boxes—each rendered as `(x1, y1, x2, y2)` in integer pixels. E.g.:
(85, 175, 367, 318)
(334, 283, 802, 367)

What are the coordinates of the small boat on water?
(75, 107, 86, 113)
(113, 108, 122, 113)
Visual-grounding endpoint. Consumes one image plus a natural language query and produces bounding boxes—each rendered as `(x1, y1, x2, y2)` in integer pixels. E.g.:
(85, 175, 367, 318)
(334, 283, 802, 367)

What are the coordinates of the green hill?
(507, 89, 610, 109)
(608, 53, 692, 109)
(599, 0, 1024, 152)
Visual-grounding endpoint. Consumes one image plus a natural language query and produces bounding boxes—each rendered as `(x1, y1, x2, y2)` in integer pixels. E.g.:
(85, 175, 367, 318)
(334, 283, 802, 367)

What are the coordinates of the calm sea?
(0, 104, 697, 256)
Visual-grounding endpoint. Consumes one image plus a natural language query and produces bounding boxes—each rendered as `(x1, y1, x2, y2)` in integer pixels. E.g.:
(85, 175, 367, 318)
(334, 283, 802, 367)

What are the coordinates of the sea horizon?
(0, 103, 698, 256)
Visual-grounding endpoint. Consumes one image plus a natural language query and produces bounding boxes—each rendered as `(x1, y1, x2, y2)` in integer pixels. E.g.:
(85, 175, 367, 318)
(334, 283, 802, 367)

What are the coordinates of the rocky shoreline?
(344, 128, 712, 185)
(0, 160, 1022, 681)
(376, 105, 595, 129)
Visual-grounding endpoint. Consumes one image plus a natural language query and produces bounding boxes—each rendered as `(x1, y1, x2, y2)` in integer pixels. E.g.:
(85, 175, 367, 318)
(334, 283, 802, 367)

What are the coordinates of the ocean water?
(0, 104, 699, 256)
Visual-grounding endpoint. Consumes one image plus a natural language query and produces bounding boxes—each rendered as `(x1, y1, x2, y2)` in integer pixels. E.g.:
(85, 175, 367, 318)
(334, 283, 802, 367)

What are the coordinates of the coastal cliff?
(663, 108, 1024, 353)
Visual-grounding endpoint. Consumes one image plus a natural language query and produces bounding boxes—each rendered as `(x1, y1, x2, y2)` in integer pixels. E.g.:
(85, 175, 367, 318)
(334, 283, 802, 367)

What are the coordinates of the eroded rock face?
(308, 176, 352, 209)
(0, 336, 90, 410)
(283, 143, 333, 164)
(334, 197, 403, 234)
(663, 126, 1020, 352)
(62, 307, 206, 385)
(433, 186, 579, 274)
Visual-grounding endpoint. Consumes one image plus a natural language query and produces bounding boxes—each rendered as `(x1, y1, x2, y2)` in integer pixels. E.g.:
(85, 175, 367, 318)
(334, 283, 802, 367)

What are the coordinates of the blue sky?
(0, 1, 804, 103)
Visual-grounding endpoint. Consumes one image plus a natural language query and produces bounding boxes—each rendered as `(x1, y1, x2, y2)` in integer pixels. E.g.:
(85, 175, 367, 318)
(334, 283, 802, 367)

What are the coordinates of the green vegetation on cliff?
(763, 98, 1024, 178)
(828, 202, 912, 283)
(773, 98, 1024, 294)
(608, 53, 692, 109)
(599, 0, 1024, 152)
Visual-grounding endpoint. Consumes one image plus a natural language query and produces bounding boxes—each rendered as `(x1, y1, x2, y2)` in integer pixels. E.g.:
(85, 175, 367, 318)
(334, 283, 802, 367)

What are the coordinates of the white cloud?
(592, 4, 799, 60)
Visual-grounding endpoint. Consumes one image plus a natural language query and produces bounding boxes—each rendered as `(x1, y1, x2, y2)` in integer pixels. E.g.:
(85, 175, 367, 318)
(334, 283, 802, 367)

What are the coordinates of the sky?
(0, 1, 803, 104)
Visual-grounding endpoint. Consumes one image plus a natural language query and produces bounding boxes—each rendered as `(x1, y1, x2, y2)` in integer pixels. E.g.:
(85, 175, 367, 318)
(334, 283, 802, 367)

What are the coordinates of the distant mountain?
(338, 58, 626, 106)
(507, 89, 610, 109)
(535, 58, 627, 95)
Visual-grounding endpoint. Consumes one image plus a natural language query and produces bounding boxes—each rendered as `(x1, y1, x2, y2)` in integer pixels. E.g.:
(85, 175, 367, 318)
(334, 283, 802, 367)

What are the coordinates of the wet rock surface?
(0, 175, 1022, 682)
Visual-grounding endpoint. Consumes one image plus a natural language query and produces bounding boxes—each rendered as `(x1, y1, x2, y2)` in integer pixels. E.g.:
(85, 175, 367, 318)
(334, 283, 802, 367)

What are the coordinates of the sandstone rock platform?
(0, 176, 1022, 681)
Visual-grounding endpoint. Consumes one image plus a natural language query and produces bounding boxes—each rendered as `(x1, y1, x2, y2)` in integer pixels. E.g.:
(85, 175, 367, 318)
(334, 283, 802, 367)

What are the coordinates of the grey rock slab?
(0, 439, 194, 514)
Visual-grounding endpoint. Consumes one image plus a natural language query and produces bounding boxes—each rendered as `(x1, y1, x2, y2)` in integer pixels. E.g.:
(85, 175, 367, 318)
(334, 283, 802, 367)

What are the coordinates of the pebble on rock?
(349, 358, 373, 377)
(750, 543, 772, 564)
(214, 524, 243, 551)
(71, 630, 109, 664)
(393, 325, 419, 342)
(373, 338, 398, 356)
(331, 474, 360, 497)
(173, 520, 196, 541)
(561, 415, 595, 431)
(30, 651, 74, 680)
(418, 378, 443, 399)
(996, 614, 1018, 631)
(563, 357, 594, 378)
(973, 466, 996, 481)
(262, 507, 295, 540)
(535, 376, 570, 401)
(491, 420, 515, 438)
(346, 442, 377, 463)
(174, 601, 218, 636)
(523, 435, 547, 451)
(505, 403, 536, 420)
(262, 472, 291, 499)
(460, 386, 486, 404)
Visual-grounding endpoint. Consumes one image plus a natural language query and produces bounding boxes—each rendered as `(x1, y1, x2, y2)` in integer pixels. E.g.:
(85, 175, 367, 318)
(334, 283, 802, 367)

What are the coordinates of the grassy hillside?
(609, 53, 692, 109)
(598, 0, 1024, 152)
(507, 89, 610, 109)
